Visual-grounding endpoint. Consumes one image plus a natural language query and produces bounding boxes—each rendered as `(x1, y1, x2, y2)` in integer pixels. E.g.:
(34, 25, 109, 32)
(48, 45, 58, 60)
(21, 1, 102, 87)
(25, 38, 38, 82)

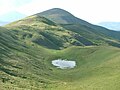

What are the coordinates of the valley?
(0, 8, 120, 90)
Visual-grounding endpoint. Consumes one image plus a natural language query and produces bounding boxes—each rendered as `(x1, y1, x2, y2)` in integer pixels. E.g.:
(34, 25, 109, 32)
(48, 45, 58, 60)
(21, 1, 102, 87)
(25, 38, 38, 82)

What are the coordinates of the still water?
(52, 59, 76, 69)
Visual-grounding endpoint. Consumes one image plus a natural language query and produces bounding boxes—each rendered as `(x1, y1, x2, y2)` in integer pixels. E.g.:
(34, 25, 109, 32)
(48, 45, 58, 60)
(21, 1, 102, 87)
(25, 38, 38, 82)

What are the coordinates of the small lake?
(52, 59, 76, 69)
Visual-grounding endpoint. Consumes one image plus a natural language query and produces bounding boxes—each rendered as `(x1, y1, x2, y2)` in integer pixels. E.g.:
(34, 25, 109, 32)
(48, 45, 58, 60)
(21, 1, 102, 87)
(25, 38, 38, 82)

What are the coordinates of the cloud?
(0, 0, 14, 15)
(0, 0, 33, 15)
(12, 0, 33, 7)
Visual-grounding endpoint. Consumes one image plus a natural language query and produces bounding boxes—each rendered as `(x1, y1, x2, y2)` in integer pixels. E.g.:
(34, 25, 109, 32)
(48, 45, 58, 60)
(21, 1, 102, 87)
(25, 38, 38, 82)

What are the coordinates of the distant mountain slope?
(37, 8, 120, 41)
(36, 8, 120, 46)
(98, 22, 120, 31)
(4, 15, 119, 49)
(37, 8, 90, 25)
(4, 8, 120, 49)
(5, 15, 96, 49)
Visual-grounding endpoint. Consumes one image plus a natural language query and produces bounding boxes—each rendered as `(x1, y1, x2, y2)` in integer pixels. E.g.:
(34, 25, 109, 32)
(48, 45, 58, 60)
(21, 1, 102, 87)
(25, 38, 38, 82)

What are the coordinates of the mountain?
(5, 14, 120, 49)
(98, 22, 120, 31)
(1, 8, 120, 90)
(37, 8, 120, 47)
(37, 8, 90, 25)
(0, 11, 26, 23)
(38, 8, 120, 39)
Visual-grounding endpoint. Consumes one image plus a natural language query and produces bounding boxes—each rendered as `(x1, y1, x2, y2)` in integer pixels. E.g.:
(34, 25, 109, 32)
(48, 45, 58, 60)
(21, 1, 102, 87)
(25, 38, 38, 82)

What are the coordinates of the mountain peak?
(36, 8, 90, 25)
(45, 8, 66, 11)
(37, 8, 72, 16)
(36, 8, 81, 24)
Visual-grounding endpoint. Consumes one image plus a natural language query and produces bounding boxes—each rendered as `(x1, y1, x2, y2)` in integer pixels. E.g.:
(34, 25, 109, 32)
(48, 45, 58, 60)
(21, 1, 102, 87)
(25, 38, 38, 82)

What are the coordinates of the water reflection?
(52, 59, 76, 69)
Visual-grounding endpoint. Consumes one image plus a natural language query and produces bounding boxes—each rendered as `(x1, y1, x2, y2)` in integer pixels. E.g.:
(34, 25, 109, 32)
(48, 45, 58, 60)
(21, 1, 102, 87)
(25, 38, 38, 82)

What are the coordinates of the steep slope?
(37, 8, 90, 25)
(0, 26, 59, 89)
(4, 13, 120, 49)
(5, 15, 96, 49)
(62, 24, 120, 47)
(38, 8, 120, 42)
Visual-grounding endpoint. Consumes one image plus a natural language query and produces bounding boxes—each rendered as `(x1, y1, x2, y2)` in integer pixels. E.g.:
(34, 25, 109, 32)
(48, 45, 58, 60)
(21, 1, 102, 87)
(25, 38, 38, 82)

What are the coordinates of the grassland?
(1, 39, 120, 90)
(1, 8, 120, 90)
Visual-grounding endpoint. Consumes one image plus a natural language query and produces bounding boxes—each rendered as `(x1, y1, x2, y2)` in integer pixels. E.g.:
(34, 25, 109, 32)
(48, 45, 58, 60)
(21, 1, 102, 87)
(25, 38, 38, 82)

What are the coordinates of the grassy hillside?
(48, 46, 120, 90)
(5, 15, 97, 49)
(38, 8, 120, 47)
(4, 14, 120, 49)
(1, 36, 120, 90)
(1, 8, 120, 90)
(0, 26, 120, 90)
(62, 24, 120, 47)
(0, 26, 56, 89)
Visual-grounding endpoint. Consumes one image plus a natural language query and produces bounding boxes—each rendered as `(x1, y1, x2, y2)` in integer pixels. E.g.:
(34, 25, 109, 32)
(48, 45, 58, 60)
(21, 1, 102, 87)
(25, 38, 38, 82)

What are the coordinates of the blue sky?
(0, 0, 32, 7)
(0, 0, 120, 24)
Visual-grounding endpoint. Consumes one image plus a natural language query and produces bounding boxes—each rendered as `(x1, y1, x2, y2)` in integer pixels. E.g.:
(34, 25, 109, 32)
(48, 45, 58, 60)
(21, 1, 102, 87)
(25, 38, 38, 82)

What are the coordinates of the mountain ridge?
(37, 8, 91, 25)
(4, 8, 120, 49)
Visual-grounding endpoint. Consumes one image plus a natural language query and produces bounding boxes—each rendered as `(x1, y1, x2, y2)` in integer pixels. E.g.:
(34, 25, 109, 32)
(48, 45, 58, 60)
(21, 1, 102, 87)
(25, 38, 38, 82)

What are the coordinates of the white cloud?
(0, 0, 15, 15)
(0, 0, 33, 16)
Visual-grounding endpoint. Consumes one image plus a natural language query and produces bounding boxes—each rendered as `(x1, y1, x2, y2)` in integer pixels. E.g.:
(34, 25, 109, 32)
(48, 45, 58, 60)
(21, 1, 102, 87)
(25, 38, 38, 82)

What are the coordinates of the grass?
(5, 15, 120, 49)
(1, 39, 120, 90)
(44, 46, 120, 90)
(1, 14, 120, 90)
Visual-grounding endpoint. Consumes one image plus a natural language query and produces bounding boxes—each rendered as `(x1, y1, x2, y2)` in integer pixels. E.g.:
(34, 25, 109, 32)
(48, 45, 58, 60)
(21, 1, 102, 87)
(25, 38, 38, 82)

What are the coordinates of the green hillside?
(5, 15, 96, 49)
(38, 8, 120, 42)
(1, 36, 120, 90)
(5, 13, 120, 49)
(0, 8, 120, 90)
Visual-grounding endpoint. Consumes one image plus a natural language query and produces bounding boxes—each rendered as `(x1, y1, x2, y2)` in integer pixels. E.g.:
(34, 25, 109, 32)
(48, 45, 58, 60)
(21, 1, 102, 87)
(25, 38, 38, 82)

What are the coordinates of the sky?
(0, 0, 120, 24)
